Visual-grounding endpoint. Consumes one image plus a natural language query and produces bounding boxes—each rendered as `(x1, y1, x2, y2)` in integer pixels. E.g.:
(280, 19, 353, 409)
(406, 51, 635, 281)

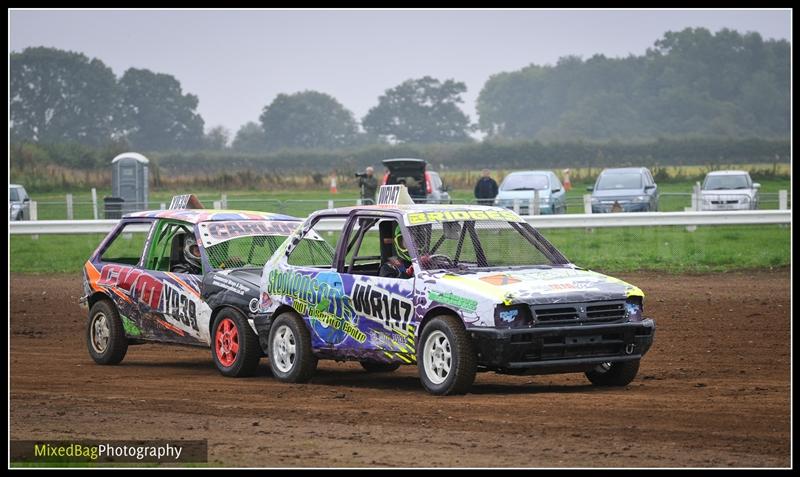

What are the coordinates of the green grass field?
(10, 224, 789, 274)
(11, 178, 791, 274)
(25, 178, 791, 220)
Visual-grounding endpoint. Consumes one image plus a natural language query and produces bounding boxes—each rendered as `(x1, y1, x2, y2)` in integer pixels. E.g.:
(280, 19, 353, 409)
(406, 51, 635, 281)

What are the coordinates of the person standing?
(562, 168, 572, 191)
(359, 166, 379, 204)
(474, 169, 499, 206)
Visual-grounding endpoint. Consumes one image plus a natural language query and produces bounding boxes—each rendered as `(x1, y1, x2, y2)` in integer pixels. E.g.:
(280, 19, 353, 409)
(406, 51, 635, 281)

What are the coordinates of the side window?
(100, 222, 152, 266)
(343, 217, 393, 276)
(287, 217, 341, 268)
(144, 221, 194, 272)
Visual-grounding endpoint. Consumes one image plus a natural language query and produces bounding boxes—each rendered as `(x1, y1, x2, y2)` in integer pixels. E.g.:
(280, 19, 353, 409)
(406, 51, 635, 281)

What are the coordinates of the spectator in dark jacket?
(474, 169, 499, 205)
(359, 166, 379, 204)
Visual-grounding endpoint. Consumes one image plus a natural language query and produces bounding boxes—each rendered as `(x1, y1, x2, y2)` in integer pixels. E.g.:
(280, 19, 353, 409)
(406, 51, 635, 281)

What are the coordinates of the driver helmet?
(393, 226, 411, 262)
(184, 234, 201, 269)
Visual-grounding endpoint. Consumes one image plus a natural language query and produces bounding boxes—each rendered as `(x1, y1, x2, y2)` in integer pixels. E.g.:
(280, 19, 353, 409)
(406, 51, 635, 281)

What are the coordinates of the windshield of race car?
(406, 217, 569, 271)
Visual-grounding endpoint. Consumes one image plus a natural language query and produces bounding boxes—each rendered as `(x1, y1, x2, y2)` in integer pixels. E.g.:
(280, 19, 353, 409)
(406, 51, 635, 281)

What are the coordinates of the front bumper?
(700, 203, 754, 211)
(592, 202, 650, 213)
(497, 203, 554, 215)
(469, 319, 655, 373)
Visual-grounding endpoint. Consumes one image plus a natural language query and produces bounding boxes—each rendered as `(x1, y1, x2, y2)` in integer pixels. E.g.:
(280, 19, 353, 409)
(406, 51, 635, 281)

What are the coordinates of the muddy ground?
(10, 270, 791, 467)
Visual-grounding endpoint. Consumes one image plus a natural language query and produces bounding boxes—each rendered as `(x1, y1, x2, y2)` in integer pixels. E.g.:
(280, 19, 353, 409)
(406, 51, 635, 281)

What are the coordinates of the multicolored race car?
(256, 186, 656, 395)
(81, 195, 302, 376)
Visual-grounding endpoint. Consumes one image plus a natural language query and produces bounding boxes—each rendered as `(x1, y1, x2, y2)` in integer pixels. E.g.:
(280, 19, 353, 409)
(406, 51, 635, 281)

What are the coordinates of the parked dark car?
(588, 167, 659, 213)
(381, 158, 451, 204)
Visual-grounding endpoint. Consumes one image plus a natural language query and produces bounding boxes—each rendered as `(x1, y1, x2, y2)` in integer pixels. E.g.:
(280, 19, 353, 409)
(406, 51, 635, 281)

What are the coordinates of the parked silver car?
(494, 170, 567, 214)
(9, 184, 31, 221)
(589, 167, 659, 213)
(700, 171, 760, 211)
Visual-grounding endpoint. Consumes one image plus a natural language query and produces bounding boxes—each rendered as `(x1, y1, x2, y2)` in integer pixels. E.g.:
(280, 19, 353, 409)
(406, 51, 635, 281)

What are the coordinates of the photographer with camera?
(355, 166, 378, 205)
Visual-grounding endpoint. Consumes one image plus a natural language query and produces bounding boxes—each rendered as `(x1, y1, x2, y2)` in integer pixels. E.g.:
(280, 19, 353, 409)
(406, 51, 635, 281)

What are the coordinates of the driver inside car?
(379, 225, 414, 279)
(172, 234, 202, 275)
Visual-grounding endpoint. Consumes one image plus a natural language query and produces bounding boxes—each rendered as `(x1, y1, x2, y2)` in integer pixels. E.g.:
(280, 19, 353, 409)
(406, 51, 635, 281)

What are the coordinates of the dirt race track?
(10, 270, 791, 467)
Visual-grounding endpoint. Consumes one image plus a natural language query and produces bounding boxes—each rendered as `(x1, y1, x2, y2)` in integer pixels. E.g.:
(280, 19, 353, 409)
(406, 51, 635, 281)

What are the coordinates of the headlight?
(740, 196, 750, 203)
(632, 196, 649, 203)
(625, 297, 643, 322)
(494, 304, 532, 328)
(591, 198, 600, 204)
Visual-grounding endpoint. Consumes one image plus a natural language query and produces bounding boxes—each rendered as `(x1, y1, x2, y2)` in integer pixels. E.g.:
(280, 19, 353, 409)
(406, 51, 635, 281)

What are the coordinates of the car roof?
(315, 203, 516, 217)
(600, 167, 647, 174)
(505, 170, 552, 175)
(706, 170, 749, 176)
(123, 209, 300, 224)
(382, 158, 427, 165)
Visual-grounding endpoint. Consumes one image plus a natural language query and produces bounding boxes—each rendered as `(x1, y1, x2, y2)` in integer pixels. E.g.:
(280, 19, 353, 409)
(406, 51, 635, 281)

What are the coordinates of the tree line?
(10, 27, 789, 154)
(11, 136, 789, 175)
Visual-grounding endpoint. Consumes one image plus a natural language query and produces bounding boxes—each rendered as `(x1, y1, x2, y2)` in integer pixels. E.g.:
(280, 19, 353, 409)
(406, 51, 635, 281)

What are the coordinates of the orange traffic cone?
(330, 174, 338, 194)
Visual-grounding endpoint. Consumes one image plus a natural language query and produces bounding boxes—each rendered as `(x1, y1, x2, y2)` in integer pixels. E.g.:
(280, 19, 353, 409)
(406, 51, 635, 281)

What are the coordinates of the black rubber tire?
(585, 360, 640, 386)
(86, 299, 128, 365)
(268, 311, 317, 383)
(211, 308, 261, 377)
(417, 315, 477, 395)
(360, 361, 401, 373)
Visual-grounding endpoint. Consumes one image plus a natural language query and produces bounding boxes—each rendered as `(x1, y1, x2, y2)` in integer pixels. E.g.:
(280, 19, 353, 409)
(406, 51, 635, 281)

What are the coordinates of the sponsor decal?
(161, 281, 199, 331)
(498, 309, 519, 323)
(120, 315, 142, 336)
(427, 290, 478, 312)
(479, 274, 522, 286)
(547, 282, 579, 290)
(98, 265, 162, 310)
(248, 298, 260, 313)
(210, 276, 251, 296)
(267, 270, 364, 344)
(201, 220, 298, 244)
(369, 325, 416, 356)
(351, 283, 413, 329)
(258, 291, 272, 312)
(407, 209, 521, 225)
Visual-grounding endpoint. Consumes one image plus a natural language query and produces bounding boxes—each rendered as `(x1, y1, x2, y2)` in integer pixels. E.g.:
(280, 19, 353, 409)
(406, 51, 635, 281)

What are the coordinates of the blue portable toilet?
(111, 152, 149, 214)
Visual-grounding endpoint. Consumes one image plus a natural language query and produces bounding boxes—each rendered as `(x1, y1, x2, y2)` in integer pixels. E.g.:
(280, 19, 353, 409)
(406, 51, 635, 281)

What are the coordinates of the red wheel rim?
(215, 317, 239, 367)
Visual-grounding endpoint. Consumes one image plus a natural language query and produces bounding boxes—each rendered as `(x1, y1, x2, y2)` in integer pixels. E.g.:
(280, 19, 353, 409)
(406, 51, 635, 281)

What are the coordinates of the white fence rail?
(8, 210, 791, 235)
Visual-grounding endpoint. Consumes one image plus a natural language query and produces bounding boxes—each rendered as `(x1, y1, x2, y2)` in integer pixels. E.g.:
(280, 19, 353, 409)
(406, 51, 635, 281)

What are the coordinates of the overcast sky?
(9, 9, 792, 136)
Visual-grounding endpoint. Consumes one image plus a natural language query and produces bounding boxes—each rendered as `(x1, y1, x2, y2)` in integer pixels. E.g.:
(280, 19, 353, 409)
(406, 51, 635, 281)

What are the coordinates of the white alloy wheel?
(271, 324, 297, 373)
(423, 330, 452, 385)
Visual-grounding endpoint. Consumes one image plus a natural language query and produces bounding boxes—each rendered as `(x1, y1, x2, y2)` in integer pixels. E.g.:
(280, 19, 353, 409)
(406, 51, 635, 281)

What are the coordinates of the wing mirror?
(644, 184, 656, 190)
(753, 183, 761, 189)
(551, 188, 561, 193)
(586, 186, 594, 192)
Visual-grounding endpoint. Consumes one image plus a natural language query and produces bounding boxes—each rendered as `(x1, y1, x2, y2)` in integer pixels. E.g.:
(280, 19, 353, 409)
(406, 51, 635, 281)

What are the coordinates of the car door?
(88, 219, 160, 341)
(269, 214, 350, 352)
(269, 213, 415, 363)
(138, 219, 212, 346)
(550, 172, 565, 213)
(645, 170, 659, 211)
(337, 213, 417, 363)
